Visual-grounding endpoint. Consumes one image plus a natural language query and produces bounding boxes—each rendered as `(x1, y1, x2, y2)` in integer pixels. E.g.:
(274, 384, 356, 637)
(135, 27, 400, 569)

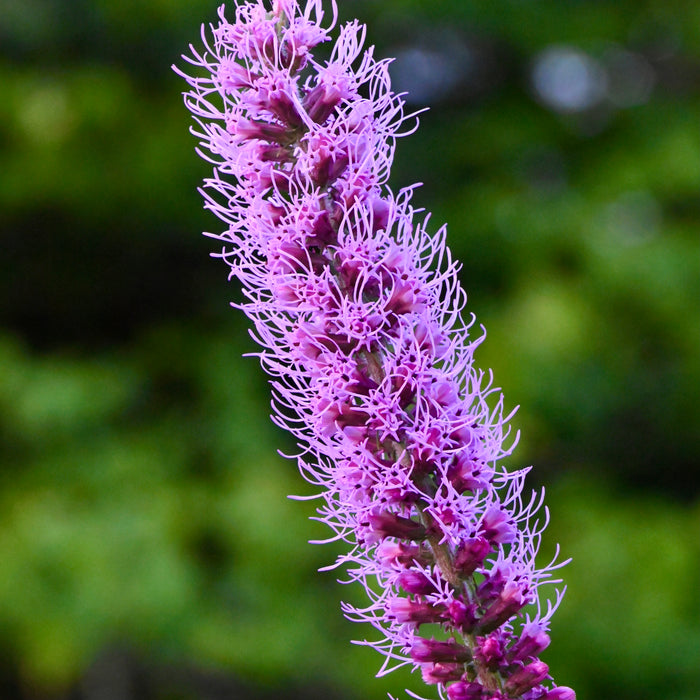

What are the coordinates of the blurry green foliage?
(1, 0, 699, 699)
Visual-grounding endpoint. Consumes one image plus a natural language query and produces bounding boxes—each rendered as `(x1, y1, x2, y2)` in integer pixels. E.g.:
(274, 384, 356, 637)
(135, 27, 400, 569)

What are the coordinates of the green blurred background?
(1, 0, 699, 698)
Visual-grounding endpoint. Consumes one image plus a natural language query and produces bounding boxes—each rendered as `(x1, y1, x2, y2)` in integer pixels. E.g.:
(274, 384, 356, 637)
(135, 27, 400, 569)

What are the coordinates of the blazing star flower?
(175, 1, 575, 698)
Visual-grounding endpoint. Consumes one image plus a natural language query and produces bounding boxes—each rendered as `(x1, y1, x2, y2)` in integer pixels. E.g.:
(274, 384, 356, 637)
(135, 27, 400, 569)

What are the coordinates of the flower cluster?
(175, 1, 574, 699)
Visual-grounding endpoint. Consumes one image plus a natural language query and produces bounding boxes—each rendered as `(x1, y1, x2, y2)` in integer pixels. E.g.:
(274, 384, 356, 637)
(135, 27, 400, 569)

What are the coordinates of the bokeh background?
(1, 0, 699, 699)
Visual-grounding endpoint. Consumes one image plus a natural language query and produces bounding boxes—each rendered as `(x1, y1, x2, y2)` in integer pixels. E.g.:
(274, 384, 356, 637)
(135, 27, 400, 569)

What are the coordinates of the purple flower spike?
(175, 1, 574, 698)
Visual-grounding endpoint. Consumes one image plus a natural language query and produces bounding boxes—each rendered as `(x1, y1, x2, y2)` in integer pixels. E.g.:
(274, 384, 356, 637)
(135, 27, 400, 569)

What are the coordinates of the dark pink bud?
(396, 570, 435, 595)
(377, 541, 431, 568)
(412, 320, 450, 358)
(366, 512, 426, 541)
(309, 211, 335, 245)
(370, 195, 391, 231)
(446, 681, 485, 700)
(342, 424, 368, 444)
(270, 240, 308, 273)
(509, 623, 551, 663)
(268, 167, 291, 192)
(436, 507, 458, 526)
(235, 118, 292, 144)
(257, 144, 294, 163)
(454, 537, 491, 577)
(266, 90, 304, 128)
(504, 661, 550, 697)
(328, 152, 351, 182)
(334, 404, 367, 430)
(544, 687, 576, 700)
(317, 399, 367, 439)
(263, 202, 285, 224)
(448, 599, 477, 632)
(476, 564, 511, 601)
(410, 638, 472, 664)
(289, 323, 331, 361)
(387, 279, 423, 315)
(475, 634, 504, 671)
(217, 58, 254, 91)
(382, 477, 419, 505)
(478, 580, 528, 633)
(450, 423, 474, 444)
(448, 454, 490, 493)
(388, 598, 446, 625)
(420, 662, 463, 685)
(304, 82, 345, 123)
(480, 506, 516, 544)
(431, 380, 458, 406)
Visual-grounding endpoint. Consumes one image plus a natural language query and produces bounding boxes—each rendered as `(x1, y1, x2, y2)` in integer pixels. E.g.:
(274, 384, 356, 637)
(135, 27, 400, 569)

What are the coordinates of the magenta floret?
(175, 1, 573, 698)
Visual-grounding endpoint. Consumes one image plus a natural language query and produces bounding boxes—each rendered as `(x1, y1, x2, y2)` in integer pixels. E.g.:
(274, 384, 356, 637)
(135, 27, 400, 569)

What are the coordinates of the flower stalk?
(175, 1, 574, 698)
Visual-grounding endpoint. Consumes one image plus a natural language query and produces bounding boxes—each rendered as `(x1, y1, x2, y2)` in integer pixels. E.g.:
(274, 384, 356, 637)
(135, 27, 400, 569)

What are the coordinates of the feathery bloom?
(175, 2, 574, 698)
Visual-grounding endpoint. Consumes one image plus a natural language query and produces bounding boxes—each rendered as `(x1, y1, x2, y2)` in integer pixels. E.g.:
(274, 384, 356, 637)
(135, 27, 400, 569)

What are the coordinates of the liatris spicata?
(175, 2, 574, 699)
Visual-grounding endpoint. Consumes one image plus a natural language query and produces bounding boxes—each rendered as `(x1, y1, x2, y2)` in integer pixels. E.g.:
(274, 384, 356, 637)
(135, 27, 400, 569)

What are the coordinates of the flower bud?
(446, 681, 485, 700)
(420, 663, 463, 685)
(235, 117, 293, 144)
(475, 634, 504, 671)
(410, 638, 472, 664)
(448, 454, 490, 493)
(454, 537, 491, 577)
(508, 623, 551, 663)
(477, 580, 528, 633)
(448, 599, 477, 633)
(366, 512, 427, 541)
(396, 570, 436, 595)
(303, 71, 349, 123)
(504, 661, 550, 697)
(388, 597, 446, 625)
(257, 144, 294, 163)
(480, 506, 516, 544)
(377, 541, 429, 568)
